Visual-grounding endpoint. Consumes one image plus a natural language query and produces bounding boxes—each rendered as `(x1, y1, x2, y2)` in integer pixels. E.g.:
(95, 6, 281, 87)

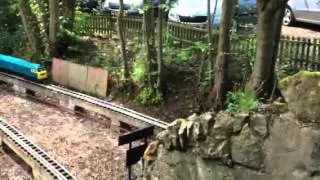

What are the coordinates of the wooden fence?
(80, 15, 143, 37)
(167, 22, 208, 44)
(230, 35, 320, 72)
(279, 36, 320, 71)
(77, 15, 320, 72)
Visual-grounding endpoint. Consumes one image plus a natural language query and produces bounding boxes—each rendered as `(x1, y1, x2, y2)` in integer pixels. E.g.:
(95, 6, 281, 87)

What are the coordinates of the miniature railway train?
(0, 53, 47, 81)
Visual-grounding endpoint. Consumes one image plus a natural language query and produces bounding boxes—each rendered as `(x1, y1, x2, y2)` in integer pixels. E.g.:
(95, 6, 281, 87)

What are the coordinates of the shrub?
(73, 10, 91, 35)
(136, 87, 163, 105)
(226, 86, 261, 113)
(131, 38, 147, 84)
(0, 26, 28, 55)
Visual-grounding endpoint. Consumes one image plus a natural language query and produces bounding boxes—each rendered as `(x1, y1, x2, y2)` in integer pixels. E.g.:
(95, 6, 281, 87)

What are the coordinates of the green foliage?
(199, 62, 213, 94)
(231, 35, 256, 66)
(278, 62, 299, 79)
(0, 1, 27, 56)
(277, 45, 300, 79)
(132, 58, 146, 82)
(0, 0, 20, 32)
(74, 10, 91, 35)
(226, 86, 261, 113)
(164, 37, 209, 65)
(138, 0, 154, 13)
(131, 37, 147, 84)
(136, 87, 163, 105)
(163, 35, 213, 94)
(0, 26, 27, 55)
(92, 43, 123, 80)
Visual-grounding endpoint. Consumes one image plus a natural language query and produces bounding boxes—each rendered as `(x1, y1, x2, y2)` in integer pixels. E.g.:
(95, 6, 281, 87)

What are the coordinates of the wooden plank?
(68, 62, 88, 92)
(300, 37, 306, 69)
(86, 66, 108, 98)
(278, 36, 285, 67)
(99, 15, 102, 36)
(294, 36, 300, 69)
(318, 39, 320, 70)
(311, 38, 317, 70)
(289, 36, 294, 68)
(305, 39, 311, 70)
(118, 126, 154, 146)
(52, 58, 69, 86)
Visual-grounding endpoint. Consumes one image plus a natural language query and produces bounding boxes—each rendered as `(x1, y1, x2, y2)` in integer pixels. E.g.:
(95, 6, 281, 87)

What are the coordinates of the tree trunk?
(117, 0, 130, 83)
(207, 0, 213, 46)
(156, 0, 165, 93)
(62, 0, 76, 30)
(212, 0, 218, 25)
(143, 0, 156, 88)
(250, 0, 288, 97)
(208, 0, 235, 110)
(18, 0, 44, 58)
(206, 0, 213, 92)
(49, 0, 59, 56)
(35, 0, 49, 38)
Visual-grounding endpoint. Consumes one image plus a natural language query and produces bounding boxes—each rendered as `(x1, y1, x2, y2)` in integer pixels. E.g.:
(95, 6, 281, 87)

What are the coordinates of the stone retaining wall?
(143, 71, 320, 180)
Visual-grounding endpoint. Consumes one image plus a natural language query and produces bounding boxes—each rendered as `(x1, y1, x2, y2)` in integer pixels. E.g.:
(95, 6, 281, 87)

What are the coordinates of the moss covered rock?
(279, 71, 320, 123)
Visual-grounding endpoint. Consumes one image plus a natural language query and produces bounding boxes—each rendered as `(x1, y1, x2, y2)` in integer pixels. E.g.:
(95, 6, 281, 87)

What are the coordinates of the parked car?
(78, 0, 99, 13)
(283, 0, 320, 26)
(168, 0, 257, 27)
(100, 0, 161, 16)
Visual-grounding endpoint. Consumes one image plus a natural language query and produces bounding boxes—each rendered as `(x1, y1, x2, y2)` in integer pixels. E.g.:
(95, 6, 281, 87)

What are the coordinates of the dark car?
(100, 0, 173, 16)
(79, 0, 99, 13)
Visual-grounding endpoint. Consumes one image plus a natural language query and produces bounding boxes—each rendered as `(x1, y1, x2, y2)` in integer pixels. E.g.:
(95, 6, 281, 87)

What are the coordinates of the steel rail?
(0, 118, 76, 180)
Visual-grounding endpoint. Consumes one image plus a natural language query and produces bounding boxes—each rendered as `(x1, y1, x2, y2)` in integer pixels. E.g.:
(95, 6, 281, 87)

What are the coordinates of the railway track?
(0, 71, 169, 129)
(0, 118, 76, 180)
(0, 71, 170, 179)
(47, 84, 169, 129)
(0, 70, 170, 179)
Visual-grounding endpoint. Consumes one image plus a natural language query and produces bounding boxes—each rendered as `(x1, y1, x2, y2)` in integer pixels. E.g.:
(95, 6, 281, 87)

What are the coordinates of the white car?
(168, 0, 257, 27)
(101, 0, 160, 15)
(283, 0, 320, 26)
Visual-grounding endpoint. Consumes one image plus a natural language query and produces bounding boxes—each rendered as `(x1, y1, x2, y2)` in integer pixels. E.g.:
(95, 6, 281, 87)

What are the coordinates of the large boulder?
(264, 112, 320, 179)
(144, 146, 235, 180)
(231, 125, 264, 170)
(279, 71, 320, 123)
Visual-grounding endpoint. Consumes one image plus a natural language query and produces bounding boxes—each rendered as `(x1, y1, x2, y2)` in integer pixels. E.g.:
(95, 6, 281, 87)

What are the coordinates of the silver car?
(168, 0, 257, 27)
(283, 0, 320, 26)
(100, 0, 164, 16)
(101, 0, 144, 15)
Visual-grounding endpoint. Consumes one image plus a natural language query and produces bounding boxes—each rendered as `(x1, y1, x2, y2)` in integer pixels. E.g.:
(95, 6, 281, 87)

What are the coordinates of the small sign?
(126, 143, 148, 167)
(118, 126, 154, 180)
(118, 126, 154, 146)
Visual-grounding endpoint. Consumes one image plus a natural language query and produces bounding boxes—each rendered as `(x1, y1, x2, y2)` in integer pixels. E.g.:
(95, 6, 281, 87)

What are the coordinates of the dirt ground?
(0, 154, 32, 180)
(281, 23, 320, 38)
(0, 88, 129, 180)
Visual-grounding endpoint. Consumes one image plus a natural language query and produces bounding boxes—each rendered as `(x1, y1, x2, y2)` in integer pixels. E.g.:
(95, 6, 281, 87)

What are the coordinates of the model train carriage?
(0, 54, 47, 80)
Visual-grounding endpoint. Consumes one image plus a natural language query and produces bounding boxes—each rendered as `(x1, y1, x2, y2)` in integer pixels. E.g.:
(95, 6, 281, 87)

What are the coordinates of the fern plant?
(226, 86, 261, 113)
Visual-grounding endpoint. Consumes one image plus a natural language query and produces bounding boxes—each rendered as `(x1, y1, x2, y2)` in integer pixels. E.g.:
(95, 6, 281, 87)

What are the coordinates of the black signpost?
(118, 126, 154, 180)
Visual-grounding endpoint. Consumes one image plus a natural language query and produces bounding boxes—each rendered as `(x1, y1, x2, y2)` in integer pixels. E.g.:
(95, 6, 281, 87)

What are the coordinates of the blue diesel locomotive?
(0, 54, 47, 81)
